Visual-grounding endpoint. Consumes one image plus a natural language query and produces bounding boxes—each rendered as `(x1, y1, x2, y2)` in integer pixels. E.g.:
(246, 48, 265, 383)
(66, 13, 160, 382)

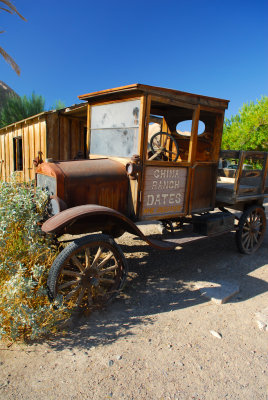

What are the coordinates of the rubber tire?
(235, 205, 266, 254)
(47, 234, 128, 307)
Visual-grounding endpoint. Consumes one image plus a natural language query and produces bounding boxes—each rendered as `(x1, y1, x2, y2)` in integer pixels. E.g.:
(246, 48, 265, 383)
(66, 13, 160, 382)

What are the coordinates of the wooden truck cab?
(78, 84, 229, 221)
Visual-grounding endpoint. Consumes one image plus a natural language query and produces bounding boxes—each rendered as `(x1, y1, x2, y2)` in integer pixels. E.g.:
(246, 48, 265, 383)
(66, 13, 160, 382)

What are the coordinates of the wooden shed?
(0, 103, 87, 182)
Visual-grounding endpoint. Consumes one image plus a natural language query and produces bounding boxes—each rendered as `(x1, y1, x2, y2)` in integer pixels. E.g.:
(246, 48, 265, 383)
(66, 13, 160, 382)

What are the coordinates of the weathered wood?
(188, 105, 200, 164)
(78, 84, 229, 110)
(140, 166, 187, 219)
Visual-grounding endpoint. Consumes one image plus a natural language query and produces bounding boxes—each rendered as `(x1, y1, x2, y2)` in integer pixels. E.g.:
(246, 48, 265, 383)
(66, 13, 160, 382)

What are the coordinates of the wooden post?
(188, 105, 200, 164)
(86, 104, 91, 158)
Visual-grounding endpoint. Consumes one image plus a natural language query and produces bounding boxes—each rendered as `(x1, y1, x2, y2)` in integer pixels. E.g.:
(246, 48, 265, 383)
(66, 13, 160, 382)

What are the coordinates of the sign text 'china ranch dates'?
(141, 166, 187, 218)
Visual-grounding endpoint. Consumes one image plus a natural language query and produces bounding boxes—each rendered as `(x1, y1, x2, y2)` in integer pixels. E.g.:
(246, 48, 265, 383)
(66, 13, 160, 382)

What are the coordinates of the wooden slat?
(46, 113, 59, 160)
(23, 123, 30, 182)
(40, 120, 47, 160)
(5, 130, 10, 181)
(28, 123, 35, 180)
(261, 153, 268, 193)
(233, 151, 244, 194)
(220, 149, 240, 159)
(211, 113, 224, 162)
(0, 135, 3, 180)
(188, 105, 200, 164)
(86, 104, 91, 157)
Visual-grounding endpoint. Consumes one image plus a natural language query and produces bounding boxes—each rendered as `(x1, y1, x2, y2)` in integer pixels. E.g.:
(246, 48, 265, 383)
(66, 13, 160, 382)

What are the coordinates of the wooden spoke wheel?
(149, 132, 179, 162)
(236, 205, 266, 254)
(47, 234, 128, 309)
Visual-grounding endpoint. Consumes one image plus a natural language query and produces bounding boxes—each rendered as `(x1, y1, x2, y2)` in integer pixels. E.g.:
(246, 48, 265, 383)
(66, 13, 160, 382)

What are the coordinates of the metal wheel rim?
(56, 240, 124, 309)
(240, 209, 265, 253)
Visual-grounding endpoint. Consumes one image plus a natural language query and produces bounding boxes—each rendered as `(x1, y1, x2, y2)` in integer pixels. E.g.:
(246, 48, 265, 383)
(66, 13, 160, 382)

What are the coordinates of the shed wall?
(46, 114, 86, 160)
(0, 117, 47, 182)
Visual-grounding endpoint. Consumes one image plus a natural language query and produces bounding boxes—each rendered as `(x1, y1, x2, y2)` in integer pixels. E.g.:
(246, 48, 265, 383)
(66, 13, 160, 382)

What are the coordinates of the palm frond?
(0, 46, 20, 75)
(0, 0, 26, 21)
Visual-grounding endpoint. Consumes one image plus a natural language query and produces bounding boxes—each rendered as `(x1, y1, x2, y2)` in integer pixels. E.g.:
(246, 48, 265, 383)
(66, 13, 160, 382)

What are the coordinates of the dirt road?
(0, 206, 267, 399)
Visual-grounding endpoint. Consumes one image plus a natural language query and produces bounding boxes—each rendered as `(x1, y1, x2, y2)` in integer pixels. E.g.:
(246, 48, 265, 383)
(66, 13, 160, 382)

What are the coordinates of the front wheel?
(236, 205, 266, 254)
(47, 234, 128, 309)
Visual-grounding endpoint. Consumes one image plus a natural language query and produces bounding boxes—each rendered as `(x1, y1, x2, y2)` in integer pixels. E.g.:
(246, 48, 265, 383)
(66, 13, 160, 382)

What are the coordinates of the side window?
(13, 137, 23, 171)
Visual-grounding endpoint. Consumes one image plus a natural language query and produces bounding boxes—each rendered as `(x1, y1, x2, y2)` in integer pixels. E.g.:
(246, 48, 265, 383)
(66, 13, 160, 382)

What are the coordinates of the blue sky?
(1, 0, 267, 118)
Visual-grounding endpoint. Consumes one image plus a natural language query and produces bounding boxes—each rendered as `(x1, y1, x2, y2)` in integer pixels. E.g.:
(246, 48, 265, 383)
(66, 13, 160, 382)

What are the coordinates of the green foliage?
(222, 96, 268, 151)
(0, 92, 45, 128)
(50, 99, 66, 110)
(0, 176, 69, 341)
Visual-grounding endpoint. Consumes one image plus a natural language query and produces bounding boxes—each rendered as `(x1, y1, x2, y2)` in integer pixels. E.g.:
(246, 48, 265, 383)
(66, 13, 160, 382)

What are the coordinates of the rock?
(108, 360, 114, 367)
(255, 308, 268, 331)
(196, 280, 239, 304)
(257, 320, 267, 331)
(116, 355, 122, 360)
(210, 330, 222, 339)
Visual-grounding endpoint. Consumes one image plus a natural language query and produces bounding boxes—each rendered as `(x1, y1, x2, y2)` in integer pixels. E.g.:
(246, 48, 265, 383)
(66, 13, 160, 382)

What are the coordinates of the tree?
(0, 0, 26, 75)
(0, 93, 45, 127)
(222, 96, 268, 152)
(50, 100, 66, 110)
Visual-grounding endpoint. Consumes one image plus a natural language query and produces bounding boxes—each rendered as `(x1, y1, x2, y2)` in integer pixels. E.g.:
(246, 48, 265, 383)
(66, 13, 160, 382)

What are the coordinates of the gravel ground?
(0, 204, 267, 400)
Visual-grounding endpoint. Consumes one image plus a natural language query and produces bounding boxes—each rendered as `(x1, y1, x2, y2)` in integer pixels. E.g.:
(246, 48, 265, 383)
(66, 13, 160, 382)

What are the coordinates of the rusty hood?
(36, 158, 129, 213)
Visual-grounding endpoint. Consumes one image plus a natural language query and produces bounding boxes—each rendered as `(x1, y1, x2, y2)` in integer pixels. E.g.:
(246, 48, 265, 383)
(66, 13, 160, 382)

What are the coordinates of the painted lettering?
(169, 193, 175, 204)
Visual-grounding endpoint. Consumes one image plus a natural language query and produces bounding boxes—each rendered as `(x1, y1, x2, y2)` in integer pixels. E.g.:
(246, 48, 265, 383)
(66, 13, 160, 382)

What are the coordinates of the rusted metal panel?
(36, 159, 129, 213)
(41, 204, 176, 250)
(140, 166, 187, 219)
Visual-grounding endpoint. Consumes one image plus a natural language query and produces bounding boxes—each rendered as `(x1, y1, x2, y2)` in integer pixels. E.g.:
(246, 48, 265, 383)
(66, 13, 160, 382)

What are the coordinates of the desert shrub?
(0, 176, 69, 341)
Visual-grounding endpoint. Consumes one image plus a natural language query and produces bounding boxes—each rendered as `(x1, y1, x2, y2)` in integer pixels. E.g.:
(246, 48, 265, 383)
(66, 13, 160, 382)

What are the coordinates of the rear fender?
(41, 204, 175, 251)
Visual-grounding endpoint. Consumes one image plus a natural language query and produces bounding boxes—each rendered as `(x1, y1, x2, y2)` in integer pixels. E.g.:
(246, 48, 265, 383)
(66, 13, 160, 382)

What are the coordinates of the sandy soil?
(0, 205, 267, 400)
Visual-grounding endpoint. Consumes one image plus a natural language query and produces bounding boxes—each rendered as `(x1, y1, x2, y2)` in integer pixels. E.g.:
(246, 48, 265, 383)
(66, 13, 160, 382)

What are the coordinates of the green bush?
(0, 176, 69, 341)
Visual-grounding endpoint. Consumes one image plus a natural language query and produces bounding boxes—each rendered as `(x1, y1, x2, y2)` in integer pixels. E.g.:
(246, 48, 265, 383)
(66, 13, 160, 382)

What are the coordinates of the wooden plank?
(5, 129, 10, 181)
(0, 135, 3, 180)
(220, 149, 240, 159)
(35, 120, 41, 158)
(140, 166, 187, 219)
(2, 133, 6, 181)
(188, 105, 200, 164)
(211, 113, 224, 162)
(59, 116, 69, 160)
(78, 84, 229, 110)
(234, 151, 245, 195)
(9, 127, 13, 177)
(47, 113, 60, 160)
(263, 154, 268, 193)
(86, 104, 91, 157)
(40, 120, 47, 160)
(28, 123, 35, 180)
(23, 123, 30, 182)
(151, 95, 195, 111)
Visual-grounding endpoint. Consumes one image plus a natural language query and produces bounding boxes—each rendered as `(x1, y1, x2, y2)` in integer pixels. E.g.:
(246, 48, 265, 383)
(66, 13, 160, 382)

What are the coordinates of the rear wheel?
(236, 205, 266, 254)
(47, 234, 128, 309)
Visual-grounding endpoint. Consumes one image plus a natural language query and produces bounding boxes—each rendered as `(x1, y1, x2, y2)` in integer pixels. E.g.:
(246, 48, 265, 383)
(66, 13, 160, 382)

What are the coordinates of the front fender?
(41, 204, 175, 251)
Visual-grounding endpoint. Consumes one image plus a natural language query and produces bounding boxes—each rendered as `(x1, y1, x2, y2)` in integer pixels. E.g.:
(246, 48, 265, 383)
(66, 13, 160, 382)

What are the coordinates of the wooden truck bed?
(216, 150, 268, 207)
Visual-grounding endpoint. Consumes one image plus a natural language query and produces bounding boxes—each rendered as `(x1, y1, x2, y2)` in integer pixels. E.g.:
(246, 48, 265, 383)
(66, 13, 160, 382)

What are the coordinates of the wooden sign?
(141, 166, 187, 218)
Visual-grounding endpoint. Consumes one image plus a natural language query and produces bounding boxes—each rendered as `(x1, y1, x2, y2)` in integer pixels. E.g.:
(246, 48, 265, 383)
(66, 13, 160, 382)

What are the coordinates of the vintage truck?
(36, 84, 268, 309)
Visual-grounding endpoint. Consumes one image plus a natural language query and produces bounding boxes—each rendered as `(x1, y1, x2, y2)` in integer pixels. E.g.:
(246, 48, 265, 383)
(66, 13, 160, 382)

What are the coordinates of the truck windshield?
(90, 99, 140, 158)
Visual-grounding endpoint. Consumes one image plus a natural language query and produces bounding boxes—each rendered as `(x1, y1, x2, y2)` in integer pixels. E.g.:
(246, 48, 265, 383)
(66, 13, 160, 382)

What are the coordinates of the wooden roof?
(0, 103, 87, 134)
(78, 84, 229, 110)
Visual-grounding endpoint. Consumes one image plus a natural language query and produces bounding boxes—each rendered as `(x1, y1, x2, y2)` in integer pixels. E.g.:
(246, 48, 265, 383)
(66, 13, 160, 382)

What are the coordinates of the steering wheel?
(149, 132, 179, 161)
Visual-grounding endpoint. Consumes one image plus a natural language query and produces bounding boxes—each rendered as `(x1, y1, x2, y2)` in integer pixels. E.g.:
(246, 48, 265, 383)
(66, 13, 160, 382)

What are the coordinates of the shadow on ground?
(45, 222, 268, 351)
